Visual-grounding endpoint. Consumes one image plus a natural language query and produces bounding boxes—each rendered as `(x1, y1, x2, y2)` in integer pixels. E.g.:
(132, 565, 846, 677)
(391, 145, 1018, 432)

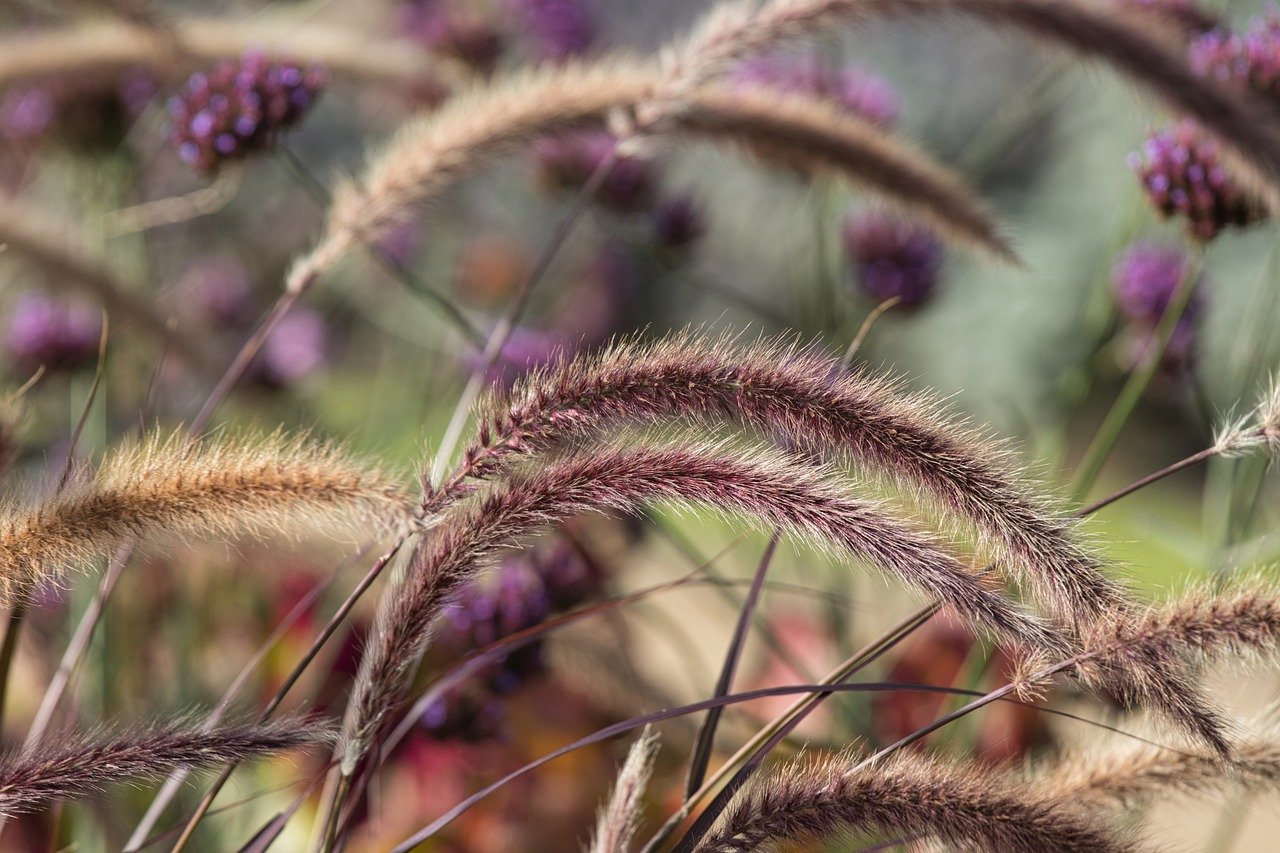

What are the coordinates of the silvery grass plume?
(696, 749, 1129, 852)
(588, 728, 659, 853)
(341, 440, 1055, 774)
(286, 62, 1011, 295)
(0, 715, 331, 818)
(0, 430, 411, 603)
(1036, 719, 1280, 812)
(441, 333, 1121, 633)
(660, 0, 1280, 212)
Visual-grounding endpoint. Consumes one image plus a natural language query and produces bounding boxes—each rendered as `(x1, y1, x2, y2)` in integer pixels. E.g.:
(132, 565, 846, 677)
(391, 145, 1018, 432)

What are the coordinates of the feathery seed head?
(842, 210, 944, 307)
(168, 51, 326, 173)
(1130, 120, 1266, 241)
(731, 53, 900, 129)
(4, 292, 100, 376)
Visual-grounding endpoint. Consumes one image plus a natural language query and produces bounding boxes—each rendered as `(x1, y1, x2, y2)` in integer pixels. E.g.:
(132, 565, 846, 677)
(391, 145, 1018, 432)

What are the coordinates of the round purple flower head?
(177, 257, 255, 328)
(397, 0, 506, 74)
(511, 0, 596, 61)
(532, 131, 657, 213)
(651, 195, 707, 250)
(731, 54, 900, 129)
(1189, 13, 1280, 101)
(252, 307, 328, 388)
(0, 87, 56, 141)
(1130, 120, 1265, 241)
(1110, 241, 1204, 325)
(168, 51, 326, 173)
(465, 326, 565, 389)
(5, 293, 101, 375)
(842, 211, 944, 307)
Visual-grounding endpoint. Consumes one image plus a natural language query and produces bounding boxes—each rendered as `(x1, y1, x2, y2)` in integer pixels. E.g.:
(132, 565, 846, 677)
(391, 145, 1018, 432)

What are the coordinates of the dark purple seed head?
(5, 293, 101, 375)
(1131, 121, 1265, 241)
(1111, 241, 1205, 325)
(651, 195, 707, 249)
(842, 211, 944, 308)
(168, 51, 326, 173)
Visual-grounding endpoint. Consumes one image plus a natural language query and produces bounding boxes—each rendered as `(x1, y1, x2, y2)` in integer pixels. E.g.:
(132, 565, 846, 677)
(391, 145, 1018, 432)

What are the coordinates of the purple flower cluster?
(176, 257, 256, 329)
(510, 0, 597, 61)
(842, 211, 944, 308)
(1188, 13, 1280, 99)
(731, 54, 901, 129)
(5, 293, 101, 375)
(1, 71, 155, 148)
(420, 541, 604, 741)
(168, 52, 326, 173)
(1110, 241, 1204, 375)
(464, 326, 565, 389)
(396, 0, 507, 74)
(1130, 121, 1264, 241)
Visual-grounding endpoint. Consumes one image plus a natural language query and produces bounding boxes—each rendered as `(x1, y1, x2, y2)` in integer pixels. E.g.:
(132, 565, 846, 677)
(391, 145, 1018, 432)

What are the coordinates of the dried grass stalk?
(663, 0, 1280, 210)
(698, 749, 1128, 852)
(288, 63, 1008, 293)
(0, 431, 410, 602)
(448, 333, 1118, 632)
(589, 728, 659, 853)
(343, 441, 1053, 771)
(0, 17, 463, 90)
(0, 715, 329, 818)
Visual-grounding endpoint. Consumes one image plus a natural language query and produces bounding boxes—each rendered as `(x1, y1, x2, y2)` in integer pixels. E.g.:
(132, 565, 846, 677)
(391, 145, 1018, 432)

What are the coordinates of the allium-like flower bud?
(842, 211, 944, 307)
(1130, 121, 1265, 241)
(1189, 14, 1280, 101)
(5, 293, 101, 375)
(532, 131, 657, 213)
(511, 0, 596, 61)
(731, 54, 900, 128)
(651, 195, 706, 249)
(1110, 241, 1204, 326)
(168, 51, 326, 173)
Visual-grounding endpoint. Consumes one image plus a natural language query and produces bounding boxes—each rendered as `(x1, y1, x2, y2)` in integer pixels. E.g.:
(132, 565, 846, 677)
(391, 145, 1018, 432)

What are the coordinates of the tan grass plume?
(589, 728, 659, 853)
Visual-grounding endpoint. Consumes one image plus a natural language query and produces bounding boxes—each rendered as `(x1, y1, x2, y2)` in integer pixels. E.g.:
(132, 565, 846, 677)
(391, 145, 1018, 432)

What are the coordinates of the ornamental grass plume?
(0, 716, 330, 819)
(588, 729, 659, 853)
(0, 430, 410, 603)
(697, 749, 1129, 852)
(444, 333, 1120, 632)
(343, 440, 1056, 774)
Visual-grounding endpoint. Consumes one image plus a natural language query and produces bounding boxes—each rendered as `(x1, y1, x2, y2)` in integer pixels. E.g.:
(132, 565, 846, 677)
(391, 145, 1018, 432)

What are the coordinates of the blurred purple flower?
(5, 293, 101, 375)
(176, 256, 256, 328)
(0, 87, 56, 140)
(1189, 14, 1280, 99)
(842, 211, 944, 307)
(254, 308, 328, 387)
(651, 194, 707, 250)
(1111, 241, 1204, 325)
(396, 0, 507, 74)
(168, 51, 326, 173)
(511, 0, 597, 61)
(732, 54, 900, 128)
(1130, 120, 1264, 241)
(532, 131, 657, 213)
(464, 326, 565, 388)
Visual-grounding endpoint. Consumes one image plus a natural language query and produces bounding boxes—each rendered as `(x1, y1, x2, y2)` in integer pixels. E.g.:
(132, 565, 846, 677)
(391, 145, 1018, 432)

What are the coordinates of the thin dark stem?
(1074, 445, 1221, 517)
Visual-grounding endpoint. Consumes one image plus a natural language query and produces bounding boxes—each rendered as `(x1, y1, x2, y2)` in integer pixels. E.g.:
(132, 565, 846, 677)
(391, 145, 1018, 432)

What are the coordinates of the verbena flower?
(1188, 13, 1280, 100)
(511, 0, 597, 61)
(252, 307, 329, 388)
(651, 194, 707, 249)
(421, 542, 603, 741)
(731, 53, 900, 128)
(397, 0, 507, 74)
(176, 257, 256, 329)
(168, 51, 326, 173)
(842, 211, 944, 307)
(5, 293, 101, 375)
(532, 131, 658, 213)
(1110, 241, 1203, 326)
(1130, 120, 1265, 241)
(464, 326, 565, 388)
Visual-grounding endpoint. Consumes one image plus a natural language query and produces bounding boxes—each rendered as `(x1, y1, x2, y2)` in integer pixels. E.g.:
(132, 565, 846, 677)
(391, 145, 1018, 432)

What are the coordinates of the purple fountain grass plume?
(288, 62, 1011, 294)
(697, 748, 1130, 852)
(1037, 718, 1280, 811)
(436, 333, 1121, 634)
(0, 715, 331, 818)
(589, 728, 659, 853)
(657, 0, 1280, 214)
(343, 440, 1055, 774)
(0, 430, 411, 603)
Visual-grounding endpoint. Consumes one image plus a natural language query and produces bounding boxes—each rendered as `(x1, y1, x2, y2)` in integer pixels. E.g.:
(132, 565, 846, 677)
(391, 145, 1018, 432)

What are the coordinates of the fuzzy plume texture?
(588, 729, 659, 853)
(697, 749, 1128, 852)
(0, 431, 409, 601)
(658, 0, 1280, 212)
(1131, 120, 1266, 240)
(168, 50, 326, 173)
(345, 441, 1053, 772)
(448, 333, 1119, 634)
(0, 715, 329, 818)
(290, 62, 1010, 292)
